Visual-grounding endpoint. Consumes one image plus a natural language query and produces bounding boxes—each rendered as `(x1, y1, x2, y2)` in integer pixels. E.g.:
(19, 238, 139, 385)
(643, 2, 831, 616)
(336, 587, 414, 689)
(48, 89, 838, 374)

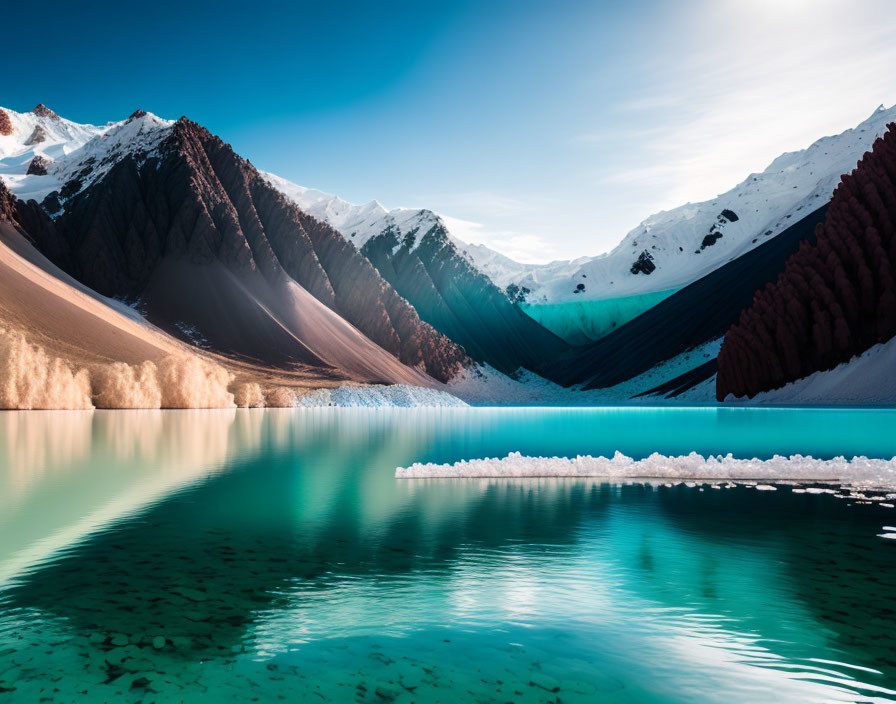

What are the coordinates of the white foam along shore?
(395, 451, 896, 490)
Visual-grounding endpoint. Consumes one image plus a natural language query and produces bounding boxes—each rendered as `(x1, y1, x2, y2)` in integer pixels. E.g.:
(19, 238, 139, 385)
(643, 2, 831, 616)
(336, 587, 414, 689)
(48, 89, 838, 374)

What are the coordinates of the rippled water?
(0, 407, 895, 703)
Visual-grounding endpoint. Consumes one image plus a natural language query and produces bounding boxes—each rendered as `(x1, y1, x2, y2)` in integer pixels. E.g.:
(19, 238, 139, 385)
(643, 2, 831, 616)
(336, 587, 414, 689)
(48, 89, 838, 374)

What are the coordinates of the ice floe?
(395, 451, 896, 490)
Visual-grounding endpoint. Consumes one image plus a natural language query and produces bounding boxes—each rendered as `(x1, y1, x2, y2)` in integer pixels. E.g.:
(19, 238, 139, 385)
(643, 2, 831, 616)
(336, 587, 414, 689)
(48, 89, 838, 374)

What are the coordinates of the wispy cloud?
(440, 214, 550, 264)
(422, 190, 551, 218)
(587, 0, 896, 211)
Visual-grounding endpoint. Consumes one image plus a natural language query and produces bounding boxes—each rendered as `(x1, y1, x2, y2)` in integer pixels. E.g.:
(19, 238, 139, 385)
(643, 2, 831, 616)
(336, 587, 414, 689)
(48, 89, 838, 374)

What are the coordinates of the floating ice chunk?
(395, 451, 896, 490)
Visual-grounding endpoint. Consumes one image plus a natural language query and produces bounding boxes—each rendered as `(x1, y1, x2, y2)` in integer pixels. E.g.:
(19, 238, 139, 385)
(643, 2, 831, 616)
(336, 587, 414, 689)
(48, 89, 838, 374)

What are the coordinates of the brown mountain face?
(0, 181, 16, 219)
(716, 123, 896, 400)
(14, 117, 469, 383)
(0, 108, 12, 136)
(31, 103, 60, 120)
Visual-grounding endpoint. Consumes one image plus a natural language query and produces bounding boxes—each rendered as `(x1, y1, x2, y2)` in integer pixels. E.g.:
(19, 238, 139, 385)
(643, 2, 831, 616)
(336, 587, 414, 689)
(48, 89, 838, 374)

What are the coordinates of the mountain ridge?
(266, 172, 571, 374)
(1, 108, 470, 386)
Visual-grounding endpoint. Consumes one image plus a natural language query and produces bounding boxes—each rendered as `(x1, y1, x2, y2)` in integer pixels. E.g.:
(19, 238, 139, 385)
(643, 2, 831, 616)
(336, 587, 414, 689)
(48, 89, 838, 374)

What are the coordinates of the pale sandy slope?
(0, 221, 441, 408)
(0, 222, 194, 367)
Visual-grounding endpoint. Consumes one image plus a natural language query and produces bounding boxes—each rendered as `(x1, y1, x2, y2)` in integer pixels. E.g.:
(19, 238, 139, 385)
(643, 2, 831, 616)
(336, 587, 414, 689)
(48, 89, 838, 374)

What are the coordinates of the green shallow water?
(0, 407, 895, 703)
(521, 289, 679, 344)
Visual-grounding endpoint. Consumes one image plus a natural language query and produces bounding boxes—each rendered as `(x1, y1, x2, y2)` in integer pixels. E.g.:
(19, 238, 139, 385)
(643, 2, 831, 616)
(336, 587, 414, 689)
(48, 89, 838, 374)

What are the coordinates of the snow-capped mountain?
(717, 122, 896, 401)
(469, 104, 896, 304)
(265, 173, 570, 375)
(265, 105, 896, 312)
(0, 105, 469, 386)
(0, 105, 174, 206)
(455, 241, 590, 292)
(4, 100, 895, 402)
(0, 104, 109, 200)
(262, 174, 437, 250)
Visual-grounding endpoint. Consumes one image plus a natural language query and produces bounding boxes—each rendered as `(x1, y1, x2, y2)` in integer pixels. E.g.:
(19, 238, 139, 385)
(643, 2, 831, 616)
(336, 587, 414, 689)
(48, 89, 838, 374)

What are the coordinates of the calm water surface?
(0, 407, 895, 703)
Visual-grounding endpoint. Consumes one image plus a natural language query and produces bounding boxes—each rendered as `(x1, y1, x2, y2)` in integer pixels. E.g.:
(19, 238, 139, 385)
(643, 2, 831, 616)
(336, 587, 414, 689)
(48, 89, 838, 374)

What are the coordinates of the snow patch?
(293, 384, 468, 407)
(449, 339, 720, 406)
(732, 336, 896, 406)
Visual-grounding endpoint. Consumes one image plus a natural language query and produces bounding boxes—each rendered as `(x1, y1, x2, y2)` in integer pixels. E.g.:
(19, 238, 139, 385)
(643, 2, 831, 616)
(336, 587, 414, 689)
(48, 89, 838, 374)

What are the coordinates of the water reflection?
(0, 409, 263, 583)
(0, 409, 894, 703)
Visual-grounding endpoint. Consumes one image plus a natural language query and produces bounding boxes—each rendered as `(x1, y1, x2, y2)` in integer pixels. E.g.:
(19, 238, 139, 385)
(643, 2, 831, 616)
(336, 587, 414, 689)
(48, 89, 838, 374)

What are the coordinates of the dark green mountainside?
(361, 219, 570, 375)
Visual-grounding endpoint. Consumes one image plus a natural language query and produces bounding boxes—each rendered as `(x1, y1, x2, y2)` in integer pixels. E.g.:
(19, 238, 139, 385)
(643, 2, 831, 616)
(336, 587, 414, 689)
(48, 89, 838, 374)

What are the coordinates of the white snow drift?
(734, 336, 896, 406)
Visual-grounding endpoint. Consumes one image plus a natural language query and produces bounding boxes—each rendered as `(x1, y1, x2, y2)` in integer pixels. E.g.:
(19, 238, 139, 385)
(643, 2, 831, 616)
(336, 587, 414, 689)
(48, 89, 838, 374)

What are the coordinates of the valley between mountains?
(1, 103, 895, 408)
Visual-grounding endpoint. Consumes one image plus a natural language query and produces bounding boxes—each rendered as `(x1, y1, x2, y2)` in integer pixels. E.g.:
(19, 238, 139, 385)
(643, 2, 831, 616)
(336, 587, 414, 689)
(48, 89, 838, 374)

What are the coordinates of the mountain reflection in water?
(0, 408, 894, 703)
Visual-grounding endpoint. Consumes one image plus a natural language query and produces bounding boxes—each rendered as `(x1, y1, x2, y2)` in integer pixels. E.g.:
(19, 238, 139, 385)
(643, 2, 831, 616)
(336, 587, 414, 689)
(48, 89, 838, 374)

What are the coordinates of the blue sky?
(5, 0, 896, 261)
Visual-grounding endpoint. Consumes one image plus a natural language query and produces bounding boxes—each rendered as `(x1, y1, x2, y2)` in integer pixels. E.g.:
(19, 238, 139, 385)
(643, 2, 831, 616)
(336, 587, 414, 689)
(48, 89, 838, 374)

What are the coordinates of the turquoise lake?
(0, 407, 895, 703)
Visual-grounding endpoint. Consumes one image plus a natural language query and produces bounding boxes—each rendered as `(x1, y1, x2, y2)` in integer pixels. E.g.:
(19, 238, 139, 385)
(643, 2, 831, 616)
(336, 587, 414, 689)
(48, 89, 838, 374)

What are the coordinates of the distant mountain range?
(265, 174, 569, 375)
(1, 102, 894, 407)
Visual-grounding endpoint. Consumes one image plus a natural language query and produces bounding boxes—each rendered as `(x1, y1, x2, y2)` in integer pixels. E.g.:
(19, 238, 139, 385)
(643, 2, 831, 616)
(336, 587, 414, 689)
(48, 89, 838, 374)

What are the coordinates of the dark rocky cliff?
(361, 220, 570, 375)
(716, 123, 896, 400)
(540, 206, 827, 390)
(14, 118, 468, 381)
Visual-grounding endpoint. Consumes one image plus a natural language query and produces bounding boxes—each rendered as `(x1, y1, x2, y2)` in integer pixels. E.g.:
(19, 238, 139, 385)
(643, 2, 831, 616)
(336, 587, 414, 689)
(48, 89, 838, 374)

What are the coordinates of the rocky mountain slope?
(716, 122, 896, 400)
(1, 105, 468, 387)
(539, 205, 827, 390)
(266, 174, 569, 375)
(265, 106, 896, 351)
(359, 219, 570, 374)
(0, 181, 373, 408)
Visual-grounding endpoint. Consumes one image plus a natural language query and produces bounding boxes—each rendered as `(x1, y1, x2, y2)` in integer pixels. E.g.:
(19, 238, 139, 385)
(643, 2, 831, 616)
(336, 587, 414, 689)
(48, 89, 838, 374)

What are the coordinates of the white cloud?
(594, 0, 896, 212)
(439, 214, 551, 264)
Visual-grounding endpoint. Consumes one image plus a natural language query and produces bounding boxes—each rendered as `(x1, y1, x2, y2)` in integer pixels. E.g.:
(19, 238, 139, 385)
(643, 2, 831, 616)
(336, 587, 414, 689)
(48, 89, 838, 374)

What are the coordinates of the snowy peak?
(0, 105, 173, 206)
(31, 103, 60, 120)
(266, 104, 896, 308)
(45, 111, 174, 202)
(0, 105, 107, 163)
(0, 105, 108, 201)
(470, 103, 896, 304)
(263, 171, 444, 251)
(263, 173, 389, 235)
